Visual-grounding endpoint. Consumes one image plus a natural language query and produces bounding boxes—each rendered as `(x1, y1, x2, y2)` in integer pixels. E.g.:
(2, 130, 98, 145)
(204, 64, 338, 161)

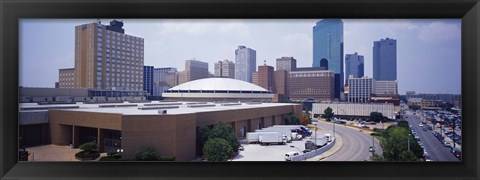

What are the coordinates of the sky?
(19, 19, 461, 95)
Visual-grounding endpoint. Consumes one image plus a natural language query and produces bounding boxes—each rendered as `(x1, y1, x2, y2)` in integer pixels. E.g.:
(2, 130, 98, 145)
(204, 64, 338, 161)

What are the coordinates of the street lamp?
(408, 134, 411, 152)
(289, 145, 306, 161)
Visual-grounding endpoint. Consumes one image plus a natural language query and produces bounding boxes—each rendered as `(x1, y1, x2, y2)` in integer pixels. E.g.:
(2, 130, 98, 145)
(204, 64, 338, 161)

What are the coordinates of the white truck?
(312, 136, 328, 147)
(246, 132, 261, 144)
(258, 132, 287, 145)
(324, 133, 332, 142)
(256, 128, 296, 142)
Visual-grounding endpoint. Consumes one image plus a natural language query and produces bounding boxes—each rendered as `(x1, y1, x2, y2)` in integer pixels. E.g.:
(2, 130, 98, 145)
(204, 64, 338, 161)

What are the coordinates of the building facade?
(347, 75, 375, 103)
(373, 38, 397, 81)
(288, 70, 335, 101)
(312, 102, 395, 119)
(276, 57, 297, 72)
(185, 59, 209, 82)
(375, 80, 398, 95)
(58, 68, 75, 88)
(143, 66, 154, 96)
(255, 65, 275, 92)
(214, 59, 235, 78)
(74, 20, 144, 92)
(273, 70, 289, 102)
(235, 45, 256, 83)
(345, 52, 364, 84)
(153, 67, 177, 96)
(313, 19, 344, 100)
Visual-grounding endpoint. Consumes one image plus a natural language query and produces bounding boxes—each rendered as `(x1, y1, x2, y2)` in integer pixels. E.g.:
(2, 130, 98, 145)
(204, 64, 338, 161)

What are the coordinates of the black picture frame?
(1, 0, 479, 179)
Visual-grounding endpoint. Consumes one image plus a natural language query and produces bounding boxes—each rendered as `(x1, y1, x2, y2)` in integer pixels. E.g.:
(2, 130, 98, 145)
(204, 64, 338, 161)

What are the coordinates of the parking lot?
(232, 129, 332, 161)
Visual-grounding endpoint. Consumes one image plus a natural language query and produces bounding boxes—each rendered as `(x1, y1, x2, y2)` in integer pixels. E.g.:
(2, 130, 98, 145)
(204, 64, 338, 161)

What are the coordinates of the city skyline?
(20, 19, 461, 94)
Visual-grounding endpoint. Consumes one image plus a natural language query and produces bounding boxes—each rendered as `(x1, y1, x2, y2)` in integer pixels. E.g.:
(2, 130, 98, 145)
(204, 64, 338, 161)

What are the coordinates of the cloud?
(282, 33, 312, 45)
(417, 21, 460, 44)
(157, 20, 250, 36)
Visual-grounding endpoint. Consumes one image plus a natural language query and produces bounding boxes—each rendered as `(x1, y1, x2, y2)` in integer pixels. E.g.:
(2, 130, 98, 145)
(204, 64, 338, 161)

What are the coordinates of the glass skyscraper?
(143, 66, 154, 96)
(345, 52, 364, 84)
(235, 45, 256, 83)
(373, 38, 397, 81)
(313, 19, 343, 99)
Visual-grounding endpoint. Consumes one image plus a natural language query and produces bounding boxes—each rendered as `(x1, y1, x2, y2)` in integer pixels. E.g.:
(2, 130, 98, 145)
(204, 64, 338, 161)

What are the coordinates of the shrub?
(203, 138, 233, 161)
(134, 147, 159, 161)
(79, 142, 98, 152)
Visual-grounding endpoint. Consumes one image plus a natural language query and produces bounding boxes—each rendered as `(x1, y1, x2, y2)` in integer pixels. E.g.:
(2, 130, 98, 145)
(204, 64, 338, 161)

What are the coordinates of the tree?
(380, 125, 424, 161)
(134, 147, 159, 161)
(300, 111, 312, 125)
(203, 138, 233, 161)
(196, 125, 211, 156)
(370, 112, 385, 122)
(75, 141, 99, 159)
(208, 122, 240, 153)
(322, 107, 334, 121)
(79, 141, 97, 153)
(285, 114, 300, 125)
(399, 150, 419, 161)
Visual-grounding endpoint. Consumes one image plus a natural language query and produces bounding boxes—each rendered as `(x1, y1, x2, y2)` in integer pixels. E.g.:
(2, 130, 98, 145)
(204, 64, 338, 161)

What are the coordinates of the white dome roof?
(168, 78, 269, 92)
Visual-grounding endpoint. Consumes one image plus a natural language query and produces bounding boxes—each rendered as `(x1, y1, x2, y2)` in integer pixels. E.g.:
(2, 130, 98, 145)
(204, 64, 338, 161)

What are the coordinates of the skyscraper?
(214, 59, 235, 78)
(255, 64, 275, 92)
(143, 66, 154, 96)
(313, 19, 344, 100)
(153, 67, 177, 96)
(74, 20, 144, 92)
(276, 57, 297, 72)
(345, 52, 365, 84)
(58, 68, 74, 88)
(185, 59, 209, 82)
(235, 45, 256, 82)
(373, 38, 397, 81)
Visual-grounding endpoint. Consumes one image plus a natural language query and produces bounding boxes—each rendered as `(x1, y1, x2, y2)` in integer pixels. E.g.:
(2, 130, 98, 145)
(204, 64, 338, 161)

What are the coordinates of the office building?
(313, 19, 344, 100)
(370, 94, 401, 112)
(345, 52, 364, 84)
(276, 57, 297, 72)
(373, 38, 397, 81)
(58, 68, 75, 88)
(375, 80, 398, 95)
(177, 71, 187, 85)
(273, 70, 289, 102)
(347, 75, 375, 103)
(74, 20, 144, 92)
(185, 59, 209, 82)
(235, 45, 256, 83)
(153, 67, 177, 96)
(143, 66, 154, 96)
(214, 59, 235, 78)
(312, 102, 395, 120)
(255, 64, 275, 92)
(288, 70, 335, 101)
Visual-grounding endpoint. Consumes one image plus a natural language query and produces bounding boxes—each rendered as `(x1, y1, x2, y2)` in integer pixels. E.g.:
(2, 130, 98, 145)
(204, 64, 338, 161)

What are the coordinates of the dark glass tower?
(313, 19, 344, 100)
(373, 38, 397, 81)
(345, 52, 365, 84)
(143, 66, 154, 96)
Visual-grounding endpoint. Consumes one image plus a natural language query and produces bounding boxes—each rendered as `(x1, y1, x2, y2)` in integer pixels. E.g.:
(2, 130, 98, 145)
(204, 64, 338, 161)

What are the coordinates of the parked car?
(285, 151, 300, 161)
(369, 146, 376, 153)
(451, 147, 462, 159)
(444, 141, 452, 147)
(424, 155, 433, 161)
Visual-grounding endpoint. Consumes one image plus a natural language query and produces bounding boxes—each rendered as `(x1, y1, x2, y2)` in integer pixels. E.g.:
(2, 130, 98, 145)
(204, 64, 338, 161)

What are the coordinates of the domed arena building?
(162, 78, 274, 102)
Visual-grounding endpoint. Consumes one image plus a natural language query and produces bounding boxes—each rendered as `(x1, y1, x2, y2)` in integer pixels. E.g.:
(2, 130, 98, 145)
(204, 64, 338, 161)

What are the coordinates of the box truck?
(313, 136, 328, 147)
(259, 132, 287, 145)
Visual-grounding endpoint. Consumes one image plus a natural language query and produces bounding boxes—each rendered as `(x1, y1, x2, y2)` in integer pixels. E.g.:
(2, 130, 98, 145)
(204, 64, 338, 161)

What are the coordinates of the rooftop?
(168, 78, 269, 92)
(19, 101, 297, 115)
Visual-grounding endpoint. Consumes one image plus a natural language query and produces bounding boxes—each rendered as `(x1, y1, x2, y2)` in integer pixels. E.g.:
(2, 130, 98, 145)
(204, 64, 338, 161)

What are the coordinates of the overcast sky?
(20, 19, 461, 95)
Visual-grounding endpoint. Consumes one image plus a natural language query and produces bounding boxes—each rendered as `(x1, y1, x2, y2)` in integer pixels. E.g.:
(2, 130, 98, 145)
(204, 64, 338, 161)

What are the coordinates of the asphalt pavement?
(316, 120, 382, 161)
(404, 111, 459, 161)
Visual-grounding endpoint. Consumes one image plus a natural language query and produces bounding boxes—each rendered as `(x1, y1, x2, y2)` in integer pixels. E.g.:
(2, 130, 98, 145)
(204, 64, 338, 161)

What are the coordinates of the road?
(316, 120, 382, 161)
(404, 111, 459, 161)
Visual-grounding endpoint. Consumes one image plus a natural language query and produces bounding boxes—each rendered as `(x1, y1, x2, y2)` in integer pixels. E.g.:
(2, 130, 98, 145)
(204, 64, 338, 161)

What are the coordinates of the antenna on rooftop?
(264, 60, 266, 65)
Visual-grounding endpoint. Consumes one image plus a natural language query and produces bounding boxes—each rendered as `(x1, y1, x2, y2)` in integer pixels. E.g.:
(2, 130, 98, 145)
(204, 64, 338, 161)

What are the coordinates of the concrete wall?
(121, 114, 196, 161)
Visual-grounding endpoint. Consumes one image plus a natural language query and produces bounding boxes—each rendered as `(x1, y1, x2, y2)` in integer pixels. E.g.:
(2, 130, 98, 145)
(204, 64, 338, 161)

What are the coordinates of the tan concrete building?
(276, 57, 297, 72)
(59, 68, 75, 88)
(288, 70, 335, 101)
(74, 20, 144, 92)
(42, 101, 302, 161)
(214, 59, 235, 79)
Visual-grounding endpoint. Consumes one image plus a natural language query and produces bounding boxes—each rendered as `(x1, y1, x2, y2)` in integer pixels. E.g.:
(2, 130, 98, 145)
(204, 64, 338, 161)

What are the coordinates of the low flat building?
(163, 78, 274, 102)
(19, 101, 302, 161)
(312, 102, 395, 119)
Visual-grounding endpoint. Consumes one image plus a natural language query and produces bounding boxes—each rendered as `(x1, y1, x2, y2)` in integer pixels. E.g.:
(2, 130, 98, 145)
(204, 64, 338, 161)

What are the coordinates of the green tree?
(370, 112, 385, 122)
(134, 147, 159, 161)
(322, 107, 334, 121)
(399, 150, 419, 161)
(196, 125, 211, 156)
(208, 122, 240, 153)
(397, 120, 409, 129)
(285, 114, 300, 125)
(79, 141, 98, 153)
(203, 138, 233, 161)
